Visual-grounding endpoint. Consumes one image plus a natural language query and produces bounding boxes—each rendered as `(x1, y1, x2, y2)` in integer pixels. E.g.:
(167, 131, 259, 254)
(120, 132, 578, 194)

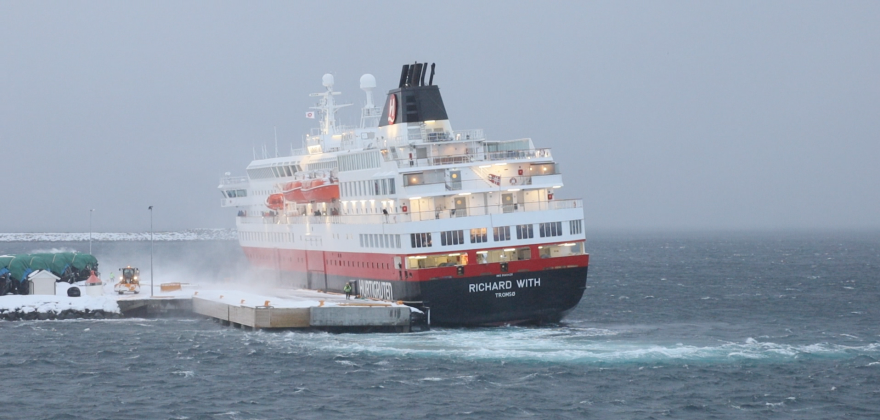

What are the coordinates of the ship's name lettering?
(495, 292, 515, 298)
(358, 280, 393, 301)
(468, 278, 541, 293)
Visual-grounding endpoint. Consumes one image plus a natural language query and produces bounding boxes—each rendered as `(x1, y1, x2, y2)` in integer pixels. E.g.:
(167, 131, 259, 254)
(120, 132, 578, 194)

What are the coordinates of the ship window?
(359, 234, 365, 247)
(530, 163, 557, 175)
(381, 179, 387, 195)
(440, 230, 464, 246)
(493, 226, 511, 242)
(485, 139, 530, 152)
(516, 224, 534, 240)
(569, 220, 583, 235)
(396, 235, 401, 248)
(540, 242, 584, 259)
(411, 232, 432, 248)
(470, 228, 487, 244)
(540, 222, 563, 238)
(403, 173, 424, 186)
(486, 248, 515, 264)
(389, 178, 396, 194)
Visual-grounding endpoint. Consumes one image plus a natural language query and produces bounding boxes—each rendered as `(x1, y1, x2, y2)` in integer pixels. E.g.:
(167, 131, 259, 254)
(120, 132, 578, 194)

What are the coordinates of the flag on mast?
(305, 111, 315, 119)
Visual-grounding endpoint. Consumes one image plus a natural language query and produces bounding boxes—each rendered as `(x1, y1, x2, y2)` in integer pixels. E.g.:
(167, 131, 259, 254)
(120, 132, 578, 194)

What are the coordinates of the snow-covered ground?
(0, 228, 237, 242)
(0, 282, 120, 314)
(1, 280, 411, 317)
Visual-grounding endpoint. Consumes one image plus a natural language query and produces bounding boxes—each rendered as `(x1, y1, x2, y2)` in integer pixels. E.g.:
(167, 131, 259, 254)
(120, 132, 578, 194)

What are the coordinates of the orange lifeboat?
(302, 178, 340, 203)
(282, 180, 306, 203)
(265, 193, 284, 210)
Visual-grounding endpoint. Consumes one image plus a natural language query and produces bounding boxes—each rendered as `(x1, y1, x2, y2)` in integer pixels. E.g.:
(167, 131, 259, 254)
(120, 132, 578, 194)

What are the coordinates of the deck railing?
(238, 199, 582, 226)
(395, 147, 552, 169)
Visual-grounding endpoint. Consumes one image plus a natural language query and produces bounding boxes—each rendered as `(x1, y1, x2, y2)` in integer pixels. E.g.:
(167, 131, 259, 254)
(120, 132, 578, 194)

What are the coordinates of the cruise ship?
(219, 63, 588, 325)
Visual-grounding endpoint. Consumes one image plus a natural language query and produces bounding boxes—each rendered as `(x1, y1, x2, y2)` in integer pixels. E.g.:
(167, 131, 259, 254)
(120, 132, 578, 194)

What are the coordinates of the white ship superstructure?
(219, 63, 588, 325)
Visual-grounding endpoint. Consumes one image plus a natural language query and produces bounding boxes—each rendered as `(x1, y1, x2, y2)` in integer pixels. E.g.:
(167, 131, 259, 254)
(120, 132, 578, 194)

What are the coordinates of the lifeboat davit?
(302, 178, 340, 203)
(265, 193, 284, 210)
(282, 180, 307, 203)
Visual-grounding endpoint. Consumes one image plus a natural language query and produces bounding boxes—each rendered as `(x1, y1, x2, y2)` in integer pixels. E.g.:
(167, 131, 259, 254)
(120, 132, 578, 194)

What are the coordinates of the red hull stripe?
(241, 246, 589, 282)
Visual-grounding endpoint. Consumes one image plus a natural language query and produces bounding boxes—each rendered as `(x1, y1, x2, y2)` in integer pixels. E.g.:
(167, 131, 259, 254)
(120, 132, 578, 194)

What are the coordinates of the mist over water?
(2, 231, 879, 419)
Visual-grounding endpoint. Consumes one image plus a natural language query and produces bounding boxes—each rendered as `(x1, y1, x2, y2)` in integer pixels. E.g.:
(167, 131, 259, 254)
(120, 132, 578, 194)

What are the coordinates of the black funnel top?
(379, 63, 448, 127)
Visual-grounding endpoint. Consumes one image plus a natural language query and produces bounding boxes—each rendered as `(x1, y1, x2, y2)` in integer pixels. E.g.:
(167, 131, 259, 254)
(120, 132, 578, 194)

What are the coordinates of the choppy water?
(2, 231, 879, 419)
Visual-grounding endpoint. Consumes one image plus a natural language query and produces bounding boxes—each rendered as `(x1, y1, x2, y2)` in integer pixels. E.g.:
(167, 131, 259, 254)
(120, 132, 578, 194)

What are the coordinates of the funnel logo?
(388, 94, 397, 125)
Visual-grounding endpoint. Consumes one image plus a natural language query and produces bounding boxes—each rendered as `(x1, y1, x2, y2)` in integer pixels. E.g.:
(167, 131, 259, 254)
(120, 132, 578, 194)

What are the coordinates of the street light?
(89, 209, 95, 254)
(149, 205, 153, 297)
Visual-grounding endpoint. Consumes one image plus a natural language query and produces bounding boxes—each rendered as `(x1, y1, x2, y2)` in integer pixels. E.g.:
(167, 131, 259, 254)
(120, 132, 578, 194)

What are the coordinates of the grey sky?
(1, 1, 877, 233)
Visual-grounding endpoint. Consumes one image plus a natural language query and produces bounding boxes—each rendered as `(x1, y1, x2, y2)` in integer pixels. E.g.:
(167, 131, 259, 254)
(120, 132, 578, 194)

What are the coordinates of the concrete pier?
(115, 287, 427, 332)
(117, 297, 192, 317)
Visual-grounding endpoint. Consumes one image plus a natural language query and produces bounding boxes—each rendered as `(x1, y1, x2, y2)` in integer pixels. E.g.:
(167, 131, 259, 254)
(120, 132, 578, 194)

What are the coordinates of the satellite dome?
(322, 73, 334, 88)
(360, 74, 376, 90)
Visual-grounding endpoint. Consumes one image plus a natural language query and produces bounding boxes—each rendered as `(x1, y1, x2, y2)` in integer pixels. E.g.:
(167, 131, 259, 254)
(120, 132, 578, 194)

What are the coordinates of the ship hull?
(255, 257, 587, 326)
(416, 267, 587, 325)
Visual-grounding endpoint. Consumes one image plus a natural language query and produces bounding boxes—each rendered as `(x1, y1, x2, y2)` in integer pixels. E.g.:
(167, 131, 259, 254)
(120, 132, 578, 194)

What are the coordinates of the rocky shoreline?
(0, 308, 123, 321)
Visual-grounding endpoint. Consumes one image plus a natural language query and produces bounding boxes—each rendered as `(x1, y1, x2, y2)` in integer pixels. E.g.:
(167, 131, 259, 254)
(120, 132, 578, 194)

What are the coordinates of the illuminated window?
(470, 228, 488, 243)
(411, 232, 432, 248)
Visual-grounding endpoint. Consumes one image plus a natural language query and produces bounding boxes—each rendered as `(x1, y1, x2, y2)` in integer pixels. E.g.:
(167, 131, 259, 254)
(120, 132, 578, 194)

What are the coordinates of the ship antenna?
(309, 73, 350, 136)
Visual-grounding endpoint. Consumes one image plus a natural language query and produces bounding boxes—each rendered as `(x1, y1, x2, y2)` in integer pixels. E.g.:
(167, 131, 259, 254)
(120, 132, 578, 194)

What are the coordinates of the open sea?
(1, 231, 879, 419)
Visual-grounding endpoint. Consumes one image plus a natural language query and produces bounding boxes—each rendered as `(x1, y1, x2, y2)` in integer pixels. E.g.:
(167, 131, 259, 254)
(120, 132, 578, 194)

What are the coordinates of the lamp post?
(89, 209, 95, 254)
(149, 205, 153, 297)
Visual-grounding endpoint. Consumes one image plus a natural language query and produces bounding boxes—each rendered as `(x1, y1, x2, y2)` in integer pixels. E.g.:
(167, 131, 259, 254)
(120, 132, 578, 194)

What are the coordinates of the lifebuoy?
(510, 177, 518, 185)
(402, 205, 408, 213)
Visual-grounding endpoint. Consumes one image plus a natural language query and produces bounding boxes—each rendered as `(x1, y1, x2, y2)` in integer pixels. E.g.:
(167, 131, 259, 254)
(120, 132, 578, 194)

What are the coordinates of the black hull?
(418, 267, 588, 325)
(270, 266, 588, 326)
